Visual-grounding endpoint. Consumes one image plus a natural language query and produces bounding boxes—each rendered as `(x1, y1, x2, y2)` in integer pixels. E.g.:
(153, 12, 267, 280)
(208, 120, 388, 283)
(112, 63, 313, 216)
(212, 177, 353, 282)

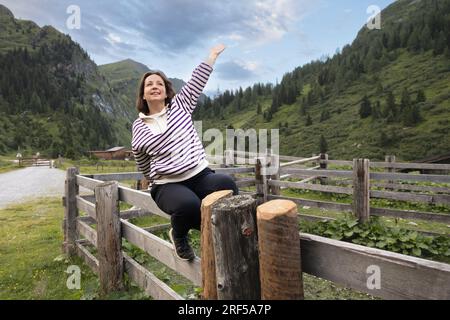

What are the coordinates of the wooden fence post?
(319, 153, 329, 185)
(255, 157, 269, 205)
(353, 159, 370, 223)
(267, 149, 280, 196)
(211, 195, 260, 300)
(257, 199, 304, 300)
(200, 190, 234, 300)
(63, 167, 79, 256)
(385, 155, 396, 190)
(95, 181, 124, 295)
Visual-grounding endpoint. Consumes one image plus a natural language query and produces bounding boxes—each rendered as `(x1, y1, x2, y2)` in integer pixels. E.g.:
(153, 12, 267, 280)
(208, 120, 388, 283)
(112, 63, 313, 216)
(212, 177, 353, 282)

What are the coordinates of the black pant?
(150, 167, 239, 238)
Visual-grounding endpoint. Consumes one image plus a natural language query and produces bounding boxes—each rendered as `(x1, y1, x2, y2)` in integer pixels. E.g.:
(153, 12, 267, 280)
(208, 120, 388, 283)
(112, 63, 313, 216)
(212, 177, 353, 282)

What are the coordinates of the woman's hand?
(210, 44, 226, 58)
(205, 44, 226, 67)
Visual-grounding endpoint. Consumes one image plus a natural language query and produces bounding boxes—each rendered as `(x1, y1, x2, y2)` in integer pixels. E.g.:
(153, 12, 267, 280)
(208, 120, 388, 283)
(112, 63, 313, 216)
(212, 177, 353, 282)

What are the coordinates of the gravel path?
(0, 167, 88, 209)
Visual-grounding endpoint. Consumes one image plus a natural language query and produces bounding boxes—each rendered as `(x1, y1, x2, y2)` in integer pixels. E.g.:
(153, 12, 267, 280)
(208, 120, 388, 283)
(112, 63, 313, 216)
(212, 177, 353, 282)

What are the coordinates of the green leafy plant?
(300, 216, 450, 263)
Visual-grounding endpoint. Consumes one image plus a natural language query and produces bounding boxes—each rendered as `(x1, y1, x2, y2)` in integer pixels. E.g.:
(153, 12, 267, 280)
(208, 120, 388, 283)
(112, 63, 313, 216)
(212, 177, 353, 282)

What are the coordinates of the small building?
(88, 147, 133, 160)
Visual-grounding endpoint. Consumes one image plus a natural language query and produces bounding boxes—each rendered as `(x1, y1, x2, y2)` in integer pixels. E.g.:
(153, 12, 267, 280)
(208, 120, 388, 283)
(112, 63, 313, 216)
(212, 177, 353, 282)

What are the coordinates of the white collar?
(139, 106, 168, 119)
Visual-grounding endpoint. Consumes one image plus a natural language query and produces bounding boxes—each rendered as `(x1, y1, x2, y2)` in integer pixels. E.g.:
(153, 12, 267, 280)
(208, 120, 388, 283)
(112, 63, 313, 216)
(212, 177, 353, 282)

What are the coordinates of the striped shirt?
(131, 62, 213, 184)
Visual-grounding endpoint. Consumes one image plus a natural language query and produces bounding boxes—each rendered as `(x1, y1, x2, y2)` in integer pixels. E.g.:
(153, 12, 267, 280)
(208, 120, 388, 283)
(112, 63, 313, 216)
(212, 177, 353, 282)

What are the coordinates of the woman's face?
(143, 74, 167, 104)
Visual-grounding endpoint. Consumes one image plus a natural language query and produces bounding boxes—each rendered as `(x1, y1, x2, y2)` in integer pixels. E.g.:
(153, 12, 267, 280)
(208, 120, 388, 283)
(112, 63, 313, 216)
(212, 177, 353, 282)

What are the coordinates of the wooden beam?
(118, 186, 170, 219)
(77, 219, 97, 247)
(123, 252, 184, 300)
(93, 172, 144, 181)
(76, 195, 96, 219)
(121, 219, 202, 286)
(268, 180, 353, 195)
(300, 233, 450, 300)
(75, 241, 99, 274)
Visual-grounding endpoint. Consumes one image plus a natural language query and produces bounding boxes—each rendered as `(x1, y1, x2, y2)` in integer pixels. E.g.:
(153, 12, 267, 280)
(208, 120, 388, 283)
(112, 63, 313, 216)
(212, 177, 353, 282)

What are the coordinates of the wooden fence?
(63, 151, 450, 300)
(18, 157, 52, 168)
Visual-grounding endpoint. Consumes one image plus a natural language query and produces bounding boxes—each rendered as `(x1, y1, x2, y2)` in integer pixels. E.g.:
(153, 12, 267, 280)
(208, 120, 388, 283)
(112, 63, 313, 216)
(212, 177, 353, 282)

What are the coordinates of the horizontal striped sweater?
(131, 62, 213, 184)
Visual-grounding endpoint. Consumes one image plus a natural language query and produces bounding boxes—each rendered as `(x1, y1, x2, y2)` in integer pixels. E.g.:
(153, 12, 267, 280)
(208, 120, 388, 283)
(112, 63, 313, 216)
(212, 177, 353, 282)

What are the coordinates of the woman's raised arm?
(174, 44, 226, 114)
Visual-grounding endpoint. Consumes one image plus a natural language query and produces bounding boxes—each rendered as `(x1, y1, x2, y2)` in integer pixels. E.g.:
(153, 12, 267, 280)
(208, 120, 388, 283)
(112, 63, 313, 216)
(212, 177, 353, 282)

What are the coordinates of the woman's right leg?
(150, 183, 201, 238)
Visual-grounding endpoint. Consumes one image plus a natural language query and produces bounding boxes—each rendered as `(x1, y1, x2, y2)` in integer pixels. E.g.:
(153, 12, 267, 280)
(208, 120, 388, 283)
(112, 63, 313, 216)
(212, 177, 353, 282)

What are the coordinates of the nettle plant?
(299, 216, 450, 263)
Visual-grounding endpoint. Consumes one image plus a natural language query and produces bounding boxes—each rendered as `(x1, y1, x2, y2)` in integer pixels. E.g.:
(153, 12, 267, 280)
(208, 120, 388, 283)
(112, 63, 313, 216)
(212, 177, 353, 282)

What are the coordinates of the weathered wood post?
(319, 153, 329, 185)
(95, 181, 124, 295)
(385, 155, 396, 191)
(63, 167, 79, 256)
(353, 159, 370, 223)
(200, 190, 234, 300)
(255, 156, 270, 205)
(211, 195, 260, 299)
(257, 199, 304, 300)
(267, 149, 280, 196)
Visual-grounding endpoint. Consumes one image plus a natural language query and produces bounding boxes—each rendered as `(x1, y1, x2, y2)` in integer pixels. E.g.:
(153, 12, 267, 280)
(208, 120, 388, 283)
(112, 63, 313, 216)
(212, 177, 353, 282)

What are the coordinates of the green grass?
(0, 195, 380, 300)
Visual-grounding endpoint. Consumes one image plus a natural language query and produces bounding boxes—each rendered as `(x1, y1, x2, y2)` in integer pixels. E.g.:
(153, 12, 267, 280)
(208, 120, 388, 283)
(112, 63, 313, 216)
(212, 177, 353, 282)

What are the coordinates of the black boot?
(169, 228, 196, 261)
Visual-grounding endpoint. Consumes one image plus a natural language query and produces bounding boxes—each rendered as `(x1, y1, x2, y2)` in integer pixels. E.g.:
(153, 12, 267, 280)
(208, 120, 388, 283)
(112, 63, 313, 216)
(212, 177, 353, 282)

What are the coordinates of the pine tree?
(400, 88, 411, 113)
(384, 91, 397, 118)
(257, 103, 262, 115)
(319, 135, 328, 153)
(305, 114, 312, 126)
(359, 95, 372, 119)
(416, 90, 426, 103)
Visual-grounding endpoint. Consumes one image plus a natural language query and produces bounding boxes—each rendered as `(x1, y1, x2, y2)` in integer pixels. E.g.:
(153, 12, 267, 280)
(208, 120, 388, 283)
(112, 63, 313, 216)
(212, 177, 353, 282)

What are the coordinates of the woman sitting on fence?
(131, 44, 238, 261)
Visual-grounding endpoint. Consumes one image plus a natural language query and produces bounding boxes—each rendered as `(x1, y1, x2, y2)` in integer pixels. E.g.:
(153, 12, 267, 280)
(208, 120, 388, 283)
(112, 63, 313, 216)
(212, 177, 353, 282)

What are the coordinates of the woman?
(131, 44, 238, 261)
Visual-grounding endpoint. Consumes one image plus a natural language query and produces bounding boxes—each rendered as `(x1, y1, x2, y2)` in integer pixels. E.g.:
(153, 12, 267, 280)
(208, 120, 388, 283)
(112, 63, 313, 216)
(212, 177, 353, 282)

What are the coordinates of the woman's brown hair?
(136, 70, 176, 115)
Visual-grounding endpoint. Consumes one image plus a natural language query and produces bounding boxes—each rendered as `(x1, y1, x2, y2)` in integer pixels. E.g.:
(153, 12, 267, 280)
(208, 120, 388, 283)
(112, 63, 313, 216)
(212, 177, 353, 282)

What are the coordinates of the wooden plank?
(75, 242, 99, 274)
(371, 172, 450, 183)
(235, 178, 256, 188)
(280, 156, 321, 168)
(269, 194, 450, 224)
(64, 168, 79, 256)
(268, 194, 353, 212)
(323, 160, 450, 170)
(300, 233, 450, 300)
(268, 180, 353, 195)
(93, 172, 144, 181)
(371, 182, 450, 194)
(370, 190, 450, 205)
(143, 224, 171, 233)
(121, 219, 202, 286)
(76, 175, 103, 191)
(120, 208, 155, 220)
(77, 220, 97, 247)
(370, 207, 450, 224)
(282, 168, 353, 179)
(95, 181, 124, 294)
(353, 159, 370, 223)
(118, 186, 170, 219)
(213, 167, 255, 174)
(123, 252, 184, 300)
(76, 195, 96, 219)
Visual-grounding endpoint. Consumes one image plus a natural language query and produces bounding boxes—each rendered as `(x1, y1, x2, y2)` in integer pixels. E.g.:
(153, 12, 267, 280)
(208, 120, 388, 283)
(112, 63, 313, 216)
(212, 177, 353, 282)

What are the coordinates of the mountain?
(192, 0, 450, 161)
(99, 59, 207, 112)
(0, 4, 135, 157)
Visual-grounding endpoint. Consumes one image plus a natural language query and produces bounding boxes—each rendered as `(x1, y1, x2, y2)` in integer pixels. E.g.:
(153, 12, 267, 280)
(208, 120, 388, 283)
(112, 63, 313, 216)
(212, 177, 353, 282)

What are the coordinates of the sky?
(1, 0, 396, 97)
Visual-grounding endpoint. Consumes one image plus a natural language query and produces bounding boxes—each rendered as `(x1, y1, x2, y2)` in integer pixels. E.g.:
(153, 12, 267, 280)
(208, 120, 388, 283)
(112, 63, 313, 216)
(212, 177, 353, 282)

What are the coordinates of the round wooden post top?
(257, 199, 297, 220)
(202, 190, 233, 207)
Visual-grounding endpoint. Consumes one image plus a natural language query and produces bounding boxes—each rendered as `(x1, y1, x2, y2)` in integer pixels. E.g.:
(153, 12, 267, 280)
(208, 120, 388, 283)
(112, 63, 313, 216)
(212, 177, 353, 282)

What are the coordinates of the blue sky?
(1, 0, 395, 96)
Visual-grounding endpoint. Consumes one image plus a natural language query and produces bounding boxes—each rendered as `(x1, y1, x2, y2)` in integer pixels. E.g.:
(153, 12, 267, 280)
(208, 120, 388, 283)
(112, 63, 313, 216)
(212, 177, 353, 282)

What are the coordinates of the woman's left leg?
(190, 170, 239, 201)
